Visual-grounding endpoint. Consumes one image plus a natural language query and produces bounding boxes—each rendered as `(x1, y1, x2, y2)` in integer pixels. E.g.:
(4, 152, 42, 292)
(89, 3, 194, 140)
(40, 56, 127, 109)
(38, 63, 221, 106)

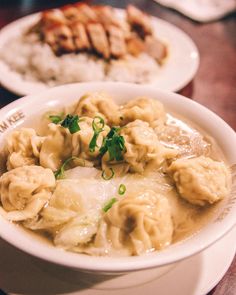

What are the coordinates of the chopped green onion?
(89, 116, 105, 152)
(103, 198, 117, 212)
(101, 168, 114, 180)
(61, 114, 81, 134)
(99, 127, 126, 161)
(49, 115, 63, 124)
(118, 184, 126, 195)
(89, 133, 100, 153)
(54, 156, 85, 179)
(92, 116, 105, 132)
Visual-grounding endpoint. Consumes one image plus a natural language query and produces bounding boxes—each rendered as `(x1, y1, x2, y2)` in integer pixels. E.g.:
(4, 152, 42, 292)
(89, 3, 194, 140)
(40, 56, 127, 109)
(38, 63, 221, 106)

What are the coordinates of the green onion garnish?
(99, 127, 126, 161)
(49, 115, 63, 124)
(54, 156, 85, 179)
(92, 116, 105, 132)
(101, 167, 114, 180)
(118, 184, 126, 195)
(61, 114, 81, 134)
(103, 197, 117, 212)
(89, 116, 105, 152)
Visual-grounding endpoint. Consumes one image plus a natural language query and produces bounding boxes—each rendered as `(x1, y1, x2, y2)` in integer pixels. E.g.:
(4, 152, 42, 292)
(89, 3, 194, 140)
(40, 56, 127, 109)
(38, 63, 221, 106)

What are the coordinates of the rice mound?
(0, 33, 160, 86)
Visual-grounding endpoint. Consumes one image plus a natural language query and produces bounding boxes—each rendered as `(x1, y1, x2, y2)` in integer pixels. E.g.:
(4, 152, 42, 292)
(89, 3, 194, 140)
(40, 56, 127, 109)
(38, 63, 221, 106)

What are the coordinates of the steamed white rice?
(0, 33, 160, 86)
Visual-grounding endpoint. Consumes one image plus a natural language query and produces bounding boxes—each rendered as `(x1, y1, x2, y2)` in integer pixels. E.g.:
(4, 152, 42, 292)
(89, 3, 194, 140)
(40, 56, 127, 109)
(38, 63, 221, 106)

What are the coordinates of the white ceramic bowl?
(0, 82, 235, 274)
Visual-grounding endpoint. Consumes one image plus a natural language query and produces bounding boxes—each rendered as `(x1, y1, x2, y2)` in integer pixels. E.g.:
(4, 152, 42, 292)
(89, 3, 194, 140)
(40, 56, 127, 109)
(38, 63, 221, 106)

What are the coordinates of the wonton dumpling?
(40, 123, 72, 171)
(94, 190, 173, 255)
(102, 120, 176, 173)
(6, 128, 44, 170)
(120, 97, 166, 126)
(74, 92, 121, 126)
(167, 156, 230, 206)
(0, 166, 55, 221)
(72, 117, 110, 162)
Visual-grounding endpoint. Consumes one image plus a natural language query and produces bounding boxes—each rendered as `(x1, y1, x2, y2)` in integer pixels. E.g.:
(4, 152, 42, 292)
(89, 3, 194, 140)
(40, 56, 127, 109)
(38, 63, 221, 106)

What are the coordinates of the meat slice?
(126, 33, 145, 56)
(61, 5, 80, 22)
(75, 3, 98, 23)
(43, 24, 75, 54)
(87, 23, 110, 59)
(107, 25, 127, 58)
(70, 22, 91, 51)
(94, 5, 131, 38)
(94, 6, 121, 27)
(62, 3, 98, 24)
(145, 36, 167, 63)
(41, 9, 67, 28)
(127, 5, 152, 38)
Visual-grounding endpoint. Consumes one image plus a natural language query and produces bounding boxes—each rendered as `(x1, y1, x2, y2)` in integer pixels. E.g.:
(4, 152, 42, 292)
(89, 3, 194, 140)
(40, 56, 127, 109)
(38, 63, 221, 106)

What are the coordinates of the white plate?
(0, 10, 199, 96)
(0, 227, 235, 295)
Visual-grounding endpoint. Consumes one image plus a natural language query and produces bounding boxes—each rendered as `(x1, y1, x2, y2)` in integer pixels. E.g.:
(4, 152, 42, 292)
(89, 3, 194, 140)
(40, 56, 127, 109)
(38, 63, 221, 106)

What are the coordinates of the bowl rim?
(0, 82, 235, 273)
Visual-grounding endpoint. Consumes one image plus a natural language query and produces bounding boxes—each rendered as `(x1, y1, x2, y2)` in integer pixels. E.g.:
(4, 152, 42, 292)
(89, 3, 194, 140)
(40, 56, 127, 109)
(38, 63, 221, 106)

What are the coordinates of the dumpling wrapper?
(0, 165, 55, 221)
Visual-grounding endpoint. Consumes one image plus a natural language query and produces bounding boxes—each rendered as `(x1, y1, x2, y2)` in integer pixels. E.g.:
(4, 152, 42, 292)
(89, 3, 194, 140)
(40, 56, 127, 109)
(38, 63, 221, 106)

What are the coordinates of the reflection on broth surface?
(0, 92, 231, 256)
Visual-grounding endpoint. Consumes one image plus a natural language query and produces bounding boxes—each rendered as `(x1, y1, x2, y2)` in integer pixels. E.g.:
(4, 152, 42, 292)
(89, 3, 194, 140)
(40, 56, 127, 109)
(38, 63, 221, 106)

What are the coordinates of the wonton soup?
(0, 92, 231, 256)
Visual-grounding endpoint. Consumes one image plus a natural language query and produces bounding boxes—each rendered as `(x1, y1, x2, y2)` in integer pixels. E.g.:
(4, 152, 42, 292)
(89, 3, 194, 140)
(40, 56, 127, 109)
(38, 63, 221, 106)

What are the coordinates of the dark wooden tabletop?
(0, 1, 235, 295)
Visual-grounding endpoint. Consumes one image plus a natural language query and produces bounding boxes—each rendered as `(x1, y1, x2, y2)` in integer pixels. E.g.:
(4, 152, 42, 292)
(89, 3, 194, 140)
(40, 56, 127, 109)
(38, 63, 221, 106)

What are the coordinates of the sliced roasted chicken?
(41, 9, 67, 27)
(145, 36, 167, 62)
(87, 23, 110, 58)
(75, 3, 98, 23)
(126, 33, 145, 56)
(70, 22, 91, 51)
(127, 5, 152, 38)
(43, 24, 75, 54)
(107, 25, 127, 58)
(36, 3, 167, 63)
(62, 3, 98, 23)
(94, 5, 131, 39)
(94, 6, 121, 28)
(61, 5, 81, 22)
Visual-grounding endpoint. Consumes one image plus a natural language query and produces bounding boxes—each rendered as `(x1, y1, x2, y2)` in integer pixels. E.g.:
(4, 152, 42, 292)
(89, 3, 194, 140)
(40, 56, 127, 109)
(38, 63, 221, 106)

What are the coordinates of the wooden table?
(0, 1, 235, 295)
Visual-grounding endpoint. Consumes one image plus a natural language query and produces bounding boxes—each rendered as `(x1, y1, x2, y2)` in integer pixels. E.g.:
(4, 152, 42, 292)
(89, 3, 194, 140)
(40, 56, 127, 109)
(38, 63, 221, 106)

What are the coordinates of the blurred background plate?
(0, 10, 199, 96)
(153, 0, 236, 22)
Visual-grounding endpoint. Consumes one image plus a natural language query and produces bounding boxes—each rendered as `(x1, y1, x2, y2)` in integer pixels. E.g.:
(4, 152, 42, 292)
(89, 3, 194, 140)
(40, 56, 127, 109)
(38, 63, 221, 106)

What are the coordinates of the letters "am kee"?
(0, 110, 25, 133)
